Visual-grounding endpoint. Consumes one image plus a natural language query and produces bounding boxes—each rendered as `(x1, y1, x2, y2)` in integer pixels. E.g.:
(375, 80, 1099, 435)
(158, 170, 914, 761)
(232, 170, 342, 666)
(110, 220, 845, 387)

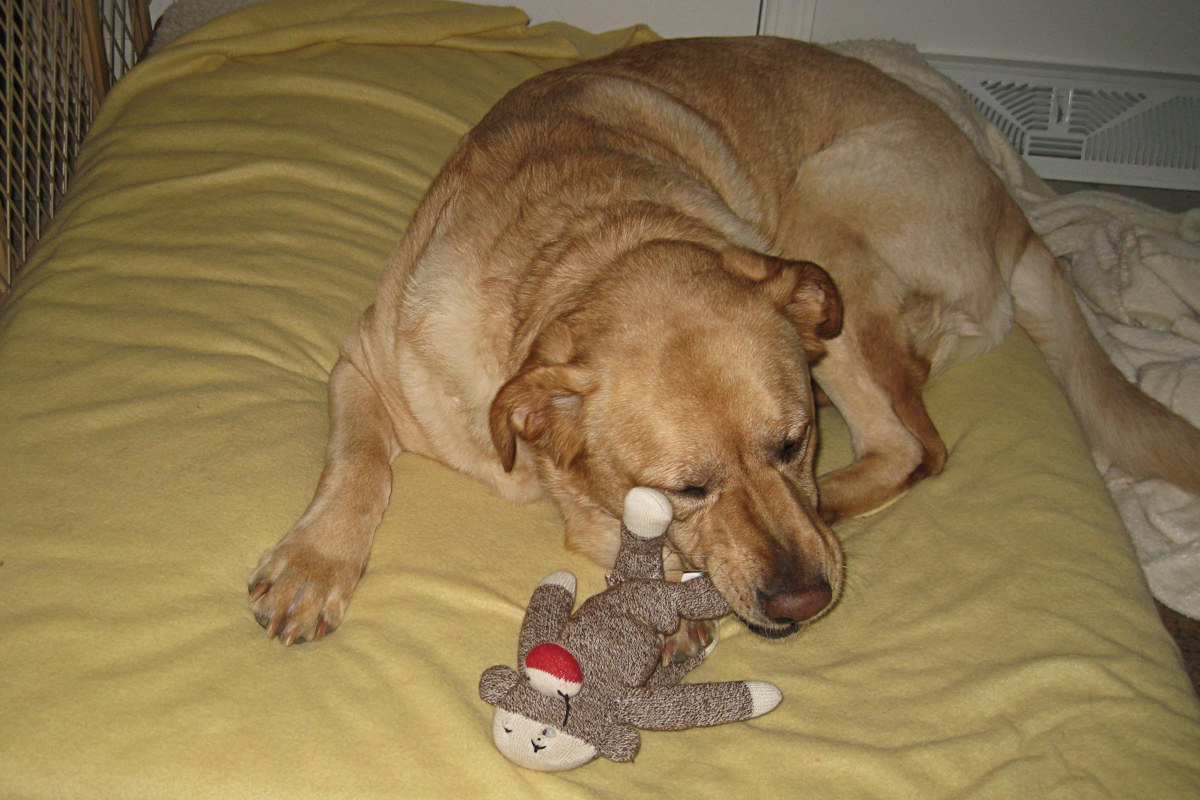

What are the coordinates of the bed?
(2, 1, 1198, 797)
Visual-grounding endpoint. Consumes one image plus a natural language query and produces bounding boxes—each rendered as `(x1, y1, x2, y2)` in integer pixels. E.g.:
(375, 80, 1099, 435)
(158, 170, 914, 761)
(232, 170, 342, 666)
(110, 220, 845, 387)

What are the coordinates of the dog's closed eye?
(777, 439, 803, 463)
(775, 426, 811, 465)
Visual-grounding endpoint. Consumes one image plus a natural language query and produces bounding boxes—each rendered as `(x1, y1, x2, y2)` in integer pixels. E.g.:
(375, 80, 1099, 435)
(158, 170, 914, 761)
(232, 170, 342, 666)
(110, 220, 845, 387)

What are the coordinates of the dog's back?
(562, 38, 1200, 503)
(360, 33, 1200, 523)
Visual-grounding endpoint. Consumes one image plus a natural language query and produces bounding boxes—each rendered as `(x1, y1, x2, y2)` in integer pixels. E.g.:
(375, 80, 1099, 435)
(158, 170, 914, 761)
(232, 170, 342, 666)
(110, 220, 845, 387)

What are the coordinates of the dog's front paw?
(247, 539, 365, 645)
(661, 618, 718, 666)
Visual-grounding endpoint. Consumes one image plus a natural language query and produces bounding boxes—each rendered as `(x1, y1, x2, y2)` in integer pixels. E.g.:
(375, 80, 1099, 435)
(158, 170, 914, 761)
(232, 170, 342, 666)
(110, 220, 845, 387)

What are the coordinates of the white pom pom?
(746, 681, 782, 717)
(539, 570, 576, 595)
(622, 487, 673, 539)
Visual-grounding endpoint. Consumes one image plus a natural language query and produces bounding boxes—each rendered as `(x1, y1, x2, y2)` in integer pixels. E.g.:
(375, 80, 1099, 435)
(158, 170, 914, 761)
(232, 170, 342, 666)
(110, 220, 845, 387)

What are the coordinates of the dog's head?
(490, 243, 843, 638)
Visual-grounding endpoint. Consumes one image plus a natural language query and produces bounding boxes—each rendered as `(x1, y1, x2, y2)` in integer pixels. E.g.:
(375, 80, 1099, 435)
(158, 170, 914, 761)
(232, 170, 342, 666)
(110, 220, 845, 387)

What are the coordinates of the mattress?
(1, 1, 1198, 797)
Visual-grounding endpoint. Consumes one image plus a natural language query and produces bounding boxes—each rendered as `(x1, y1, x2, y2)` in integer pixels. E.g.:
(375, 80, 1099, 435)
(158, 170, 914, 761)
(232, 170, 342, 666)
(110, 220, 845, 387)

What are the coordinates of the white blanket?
(833, 41, 1200, 618)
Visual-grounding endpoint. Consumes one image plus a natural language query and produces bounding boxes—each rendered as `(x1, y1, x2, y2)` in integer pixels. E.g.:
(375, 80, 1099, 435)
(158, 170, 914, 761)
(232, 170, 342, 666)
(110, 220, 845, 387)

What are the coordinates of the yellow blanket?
(1, 1, 1197, 797)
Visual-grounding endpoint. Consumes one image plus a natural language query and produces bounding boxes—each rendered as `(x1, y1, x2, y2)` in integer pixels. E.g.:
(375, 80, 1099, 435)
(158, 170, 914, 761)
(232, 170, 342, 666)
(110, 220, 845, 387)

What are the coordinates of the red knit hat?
(524, 642, 583, 698)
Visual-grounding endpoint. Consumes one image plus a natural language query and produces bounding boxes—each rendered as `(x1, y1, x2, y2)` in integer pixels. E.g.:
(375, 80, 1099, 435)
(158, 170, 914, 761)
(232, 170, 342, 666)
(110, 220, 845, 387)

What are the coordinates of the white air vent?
(926, 55, 1200, 190)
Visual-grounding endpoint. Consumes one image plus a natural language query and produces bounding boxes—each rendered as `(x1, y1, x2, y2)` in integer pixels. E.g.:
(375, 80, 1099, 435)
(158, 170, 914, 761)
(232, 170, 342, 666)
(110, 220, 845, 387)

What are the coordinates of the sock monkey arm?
(517, 570, 576, 665)
(619, 681, 782, 730)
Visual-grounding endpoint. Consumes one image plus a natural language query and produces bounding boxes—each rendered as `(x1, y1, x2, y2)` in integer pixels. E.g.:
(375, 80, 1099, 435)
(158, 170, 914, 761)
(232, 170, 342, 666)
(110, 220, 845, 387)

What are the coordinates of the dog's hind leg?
(811, 313, 946, 523)
(248, 355, 398, 645)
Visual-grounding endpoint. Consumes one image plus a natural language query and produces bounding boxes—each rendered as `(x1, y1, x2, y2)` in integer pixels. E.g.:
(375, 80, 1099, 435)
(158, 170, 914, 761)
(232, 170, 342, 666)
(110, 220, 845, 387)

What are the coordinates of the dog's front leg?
(248, 356, 397, 645)
(810, 318, 945, 523)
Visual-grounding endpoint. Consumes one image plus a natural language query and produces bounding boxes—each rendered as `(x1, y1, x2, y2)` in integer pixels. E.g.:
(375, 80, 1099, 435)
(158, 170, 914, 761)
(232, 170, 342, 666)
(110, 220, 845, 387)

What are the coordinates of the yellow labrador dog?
(249, 38, 1200, 645)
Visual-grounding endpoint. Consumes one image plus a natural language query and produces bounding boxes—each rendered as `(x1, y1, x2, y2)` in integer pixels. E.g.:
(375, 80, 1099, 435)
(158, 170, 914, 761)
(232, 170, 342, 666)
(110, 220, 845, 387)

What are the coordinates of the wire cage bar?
(1, 0, 151, 304)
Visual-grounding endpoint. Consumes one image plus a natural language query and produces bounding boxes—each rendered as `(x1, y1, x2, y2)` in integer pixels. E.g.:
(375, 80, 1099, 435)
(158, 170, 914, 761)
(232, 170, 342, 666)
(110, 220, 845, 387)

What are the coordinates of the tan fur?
(249, 38, 1200, 644)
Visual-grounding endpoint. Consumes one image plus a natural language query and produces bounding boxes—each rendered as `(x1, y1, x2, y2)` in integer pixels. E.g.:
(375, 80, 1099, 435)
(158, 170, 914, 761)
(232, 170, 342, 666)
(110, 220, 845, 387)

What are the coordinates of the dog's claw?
(695, 621, 714, 649)
(247, 539, 361, 646)
(661, 638, 678, 668)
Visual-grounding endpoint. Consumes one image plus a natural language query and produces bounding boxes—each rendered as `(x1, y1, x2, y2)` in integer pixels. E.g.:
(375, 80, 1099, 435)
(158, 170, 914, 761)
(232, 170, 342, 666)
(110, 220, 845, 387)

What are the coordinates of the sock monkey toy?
(479, 487, 782, 771)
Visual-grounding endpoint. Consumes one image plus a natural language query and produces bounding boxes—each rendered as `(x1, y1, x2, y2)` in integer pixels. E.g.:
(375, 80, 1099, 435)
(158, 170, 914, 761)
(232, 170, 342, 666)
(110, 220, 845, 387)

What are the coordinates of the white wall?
(147, 0, 766, 37)
(149, 0, 1200, 74)
(468, 0, 764, 37)
(807, 0, 1200, 75)
(464, 0, 1200, 74)
(149, 0, 174, 22)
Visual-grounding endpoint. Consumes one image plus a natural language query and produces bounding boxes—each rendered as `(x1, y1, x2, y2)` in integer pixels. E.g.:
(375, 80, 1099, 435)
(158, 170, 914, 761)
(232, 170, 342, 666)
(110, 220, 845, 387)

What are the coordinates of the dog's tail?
(1010, 236, 1200, 495)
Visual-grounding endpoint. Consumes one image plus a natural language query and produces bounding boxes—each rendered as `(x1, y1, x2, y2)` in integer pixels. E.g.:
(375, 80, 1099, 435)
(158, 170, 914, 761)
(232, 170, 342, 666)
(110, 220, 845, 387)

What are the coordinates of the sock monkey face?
(491, 709, 597, 771)
(479, 664, 640, 771)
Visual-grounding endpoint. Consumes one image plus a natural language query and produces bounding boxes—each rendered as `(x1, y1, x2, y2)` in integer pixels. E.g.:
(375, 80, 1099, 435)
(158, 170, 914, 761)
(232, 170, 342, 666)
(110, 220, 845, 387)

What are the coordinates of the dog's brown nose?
(761, 577, 832, 624)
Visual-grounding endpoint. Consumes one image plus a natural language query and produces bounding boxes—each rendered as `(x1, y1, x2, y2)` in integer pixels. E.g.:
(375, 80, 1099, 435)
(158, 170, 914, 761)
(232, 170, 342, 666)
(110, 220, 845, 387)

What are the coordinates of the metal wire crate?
(1, 0, 151, 302)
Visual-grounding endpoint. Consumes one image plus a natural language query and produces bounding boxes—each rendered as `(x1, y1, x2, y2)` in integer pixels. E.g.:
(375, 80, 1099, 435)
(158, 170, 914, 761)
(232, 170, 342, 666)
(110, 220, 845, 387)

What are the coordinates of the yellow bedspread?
(1, 1, 1197, 797)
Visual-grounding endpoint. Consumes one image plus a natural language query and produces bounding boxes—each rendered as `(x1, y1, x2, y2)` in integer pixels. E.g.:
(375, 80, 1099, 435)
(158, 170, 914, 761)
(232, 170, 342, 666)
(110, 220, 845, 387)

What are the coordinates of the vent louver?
(927, 55, 1200, 190)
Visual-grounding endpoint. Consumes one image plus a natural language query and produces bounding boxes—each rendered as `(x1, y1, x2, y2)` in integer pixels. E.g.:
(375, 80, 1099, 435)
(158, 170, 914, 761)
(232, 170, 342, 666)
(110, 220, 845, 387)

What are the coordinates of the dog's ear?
(723, 246, 842, 357)
(489, 359, 591, 473)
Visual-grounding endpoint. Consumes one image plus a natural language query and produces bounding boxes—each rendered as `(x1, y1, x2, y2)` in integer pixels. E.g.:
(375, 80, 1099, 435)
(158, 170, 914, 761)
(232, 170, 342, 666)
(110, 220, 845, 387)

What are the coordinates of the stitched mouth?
(531, 741, 546, 753)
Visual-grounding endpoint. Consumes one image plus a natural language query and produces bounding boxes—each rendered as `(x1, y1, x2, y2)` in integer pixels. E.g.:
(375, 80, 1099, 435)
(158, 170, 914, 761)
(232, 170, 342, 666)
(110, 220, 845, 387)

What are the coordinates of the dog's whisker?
(663, 542, 713, 574)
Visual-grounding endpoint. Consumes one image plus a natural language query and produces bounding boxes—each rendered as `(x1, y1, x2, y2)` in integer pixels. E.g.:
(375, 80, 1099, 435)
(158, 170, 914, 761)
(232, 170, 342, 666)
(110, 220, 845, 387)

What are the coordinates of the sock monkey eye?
(542, 727, 558, 738)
